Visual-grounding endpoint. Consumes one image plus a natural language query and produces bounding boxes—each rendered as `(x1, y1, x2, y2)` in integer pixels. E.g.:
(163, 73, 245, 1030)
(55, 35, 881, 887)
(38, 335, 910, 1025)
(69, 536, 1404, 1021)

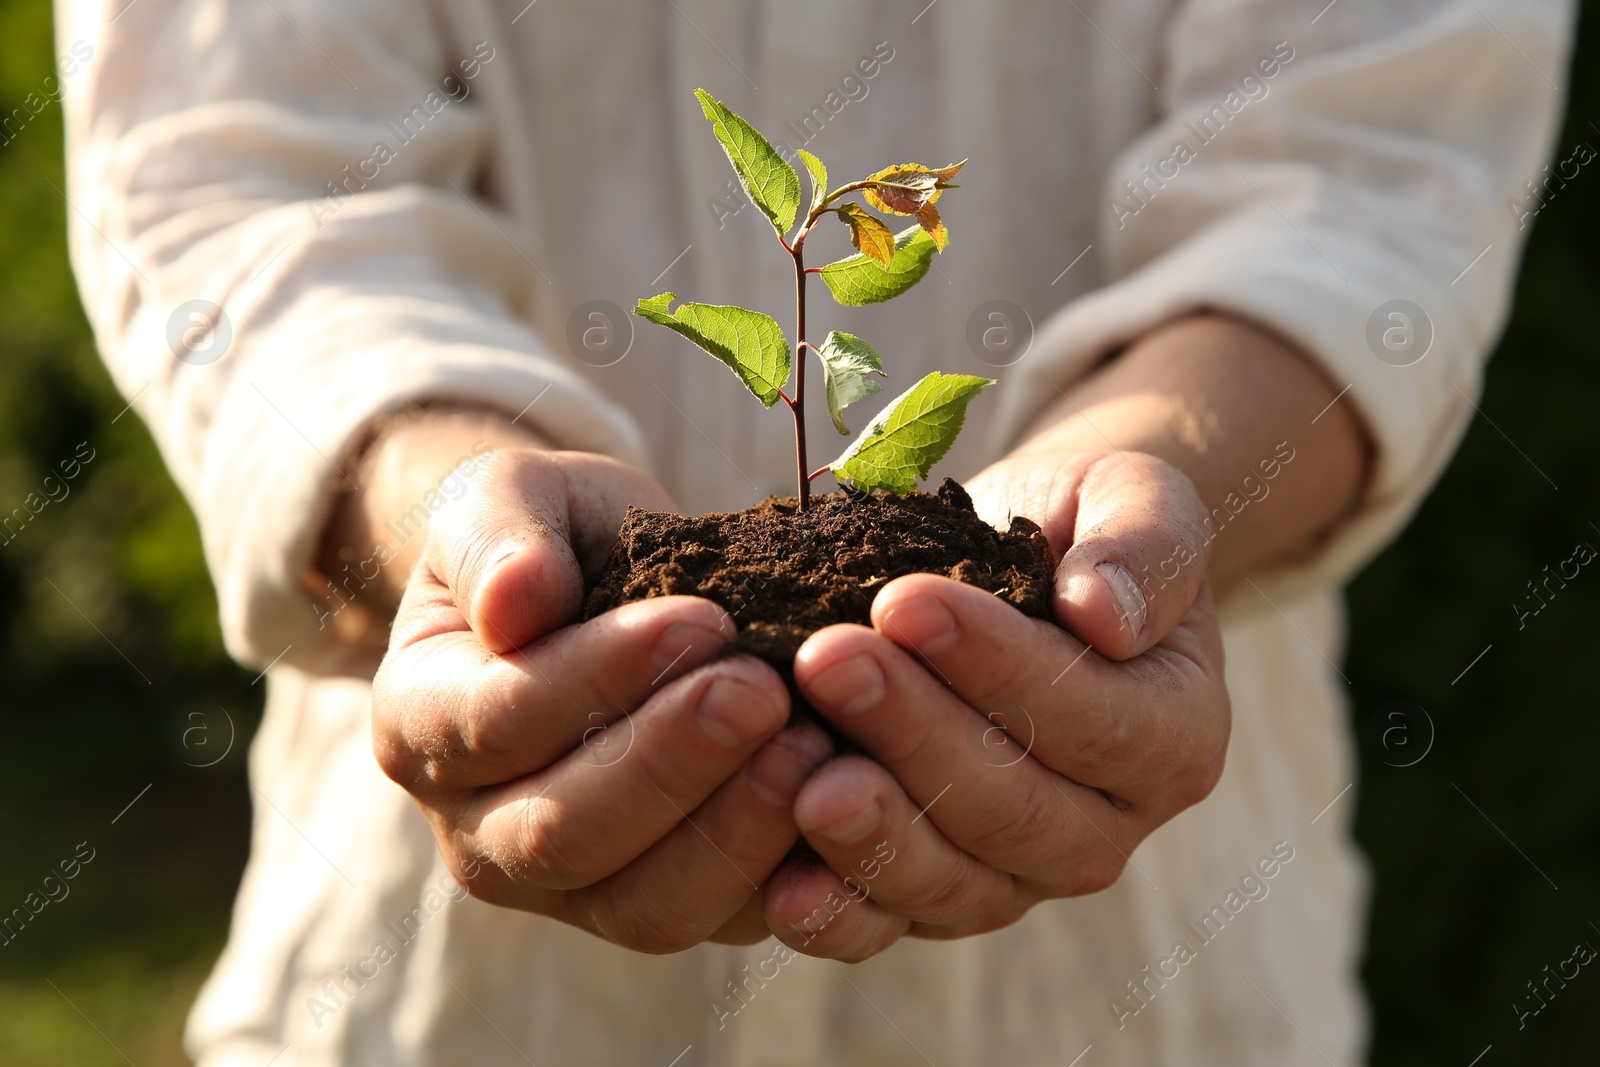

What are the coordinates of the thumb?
(1053, 454, 1212, 660)
(421, 450, 586, 654)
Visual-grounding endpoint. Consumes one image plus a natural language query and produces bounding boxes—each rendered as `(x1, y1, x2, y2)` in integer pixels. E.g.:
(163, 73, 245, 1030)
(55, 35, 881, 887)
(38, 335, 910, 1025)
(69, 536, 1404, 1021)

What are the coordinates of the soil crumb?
(584, 479, 1056, 678)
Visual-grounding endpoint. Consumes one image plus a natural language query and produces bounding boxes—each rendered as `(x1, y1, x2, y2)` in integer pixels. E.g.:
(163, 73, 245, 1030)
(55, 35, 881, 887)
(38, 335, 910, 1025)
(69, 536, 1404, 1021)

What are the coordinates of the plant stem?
(792, 243, 810, 510)
(787, 186, 879, 510)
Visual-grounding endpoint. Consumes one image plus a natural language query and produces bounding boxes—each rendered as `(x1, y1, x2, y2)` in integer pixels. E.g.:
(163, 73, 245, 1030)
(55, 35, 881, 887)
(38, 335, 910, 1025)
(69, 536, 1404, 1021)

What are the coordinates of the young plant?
(635, 88, 994, 510)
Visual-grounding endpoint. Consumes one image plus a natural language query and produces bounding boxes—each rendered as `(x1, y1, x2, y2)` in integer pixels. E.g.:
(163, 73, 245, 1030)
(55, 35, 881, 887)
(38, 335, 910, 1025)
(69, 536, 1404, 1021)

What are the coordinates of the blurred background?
(1, 0, 1595, 1062)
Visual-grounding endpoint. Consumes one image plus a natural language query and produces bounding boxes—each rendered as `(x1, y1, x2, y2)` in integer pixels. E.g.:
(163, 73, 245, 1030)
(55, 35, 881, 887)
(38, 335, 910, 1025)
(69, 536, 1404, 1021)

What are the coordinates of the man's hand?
(362, 429, 831, 953)
(763, 313, 1370, 961)
(764, 449, 1230, 960)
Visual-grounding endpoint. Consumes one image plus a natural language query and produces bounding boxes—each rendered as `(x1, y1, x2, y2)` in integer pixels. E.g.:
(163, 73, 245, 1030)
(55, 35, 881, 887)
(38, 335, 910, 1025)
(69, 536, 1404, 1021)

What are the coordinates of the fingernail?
(881, 595, 959, 656)
(818, 797, 881, 846)
(651, 622, 730, 676)
(1095, 561, 1147, 641)
(807, 652, 886, 717)
(697, 675, 783, 750)
(745, 730, 833, 808)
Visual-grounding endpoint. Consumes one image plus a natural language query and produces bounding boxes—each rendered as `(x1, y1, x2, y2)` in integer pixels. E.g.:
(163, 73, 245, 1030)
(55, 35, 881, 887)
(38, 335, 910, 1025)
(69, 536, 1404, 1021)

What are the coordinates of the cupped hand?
(370, 447, 831, 953)
(764, 450, 1230, 960)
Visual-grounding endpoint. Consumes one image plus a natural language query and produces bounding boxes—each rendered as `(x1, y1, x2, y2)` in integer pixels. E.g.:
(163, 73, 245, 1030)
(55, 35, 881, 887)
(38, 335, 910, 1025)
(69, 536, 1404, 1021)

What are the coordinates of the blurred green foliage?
(1346, 6, 1600, 1059)
(1, 0, 256, 1061)
(0, 0, 1595, 1062)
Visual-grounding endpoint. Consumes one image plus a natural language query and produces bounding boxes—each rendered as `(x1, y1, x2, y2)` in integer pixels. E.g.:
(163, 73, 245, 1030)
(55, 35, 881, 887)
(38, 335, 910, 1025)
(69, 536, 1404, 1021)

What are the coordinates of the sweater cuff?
(991, 206, 1483, 602)
(195, 284, 645, 670)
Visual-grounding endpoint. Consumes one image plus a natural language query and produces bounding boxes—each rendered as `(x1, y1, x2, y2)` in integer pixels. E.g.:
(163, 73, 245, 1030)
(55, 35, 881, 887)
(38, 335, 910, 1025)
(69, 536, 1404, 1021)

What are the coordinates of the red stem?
(792, 245, 810, 510)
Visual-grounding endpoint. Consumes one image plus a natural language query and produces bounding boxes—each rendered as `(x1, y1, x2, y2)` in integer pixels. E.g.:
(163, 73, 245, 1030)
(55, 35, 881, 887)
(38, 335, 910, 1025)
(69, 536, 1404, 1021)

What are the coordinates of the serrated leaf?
(818, 224, 940, 306)
(815, 330, 887, 435)
(798, 149, 828, 215)
(835, 202, 897, 268)
(829, 372, 994, 494)
(635, 292, 790, 407)
(694, 88, 800, 237)
(915, 203, 949, 251)
(862, 160, 966, 216)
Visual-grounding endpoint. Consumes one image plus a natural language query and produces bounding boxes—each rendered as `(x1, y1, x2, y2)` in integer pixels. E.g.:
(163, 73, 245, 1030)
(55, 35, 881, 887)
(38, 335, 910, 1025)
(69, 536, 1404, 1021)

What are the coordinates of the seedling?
(635, 89, 994, 510)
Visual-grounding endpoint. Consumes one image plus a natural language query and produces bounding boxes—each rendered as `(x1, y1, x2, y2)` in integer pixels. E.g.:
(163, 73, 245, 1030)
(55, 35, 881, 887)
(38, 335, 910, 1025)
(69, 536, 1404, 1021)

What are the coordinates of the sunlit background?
(1, 0, 1596, 1062)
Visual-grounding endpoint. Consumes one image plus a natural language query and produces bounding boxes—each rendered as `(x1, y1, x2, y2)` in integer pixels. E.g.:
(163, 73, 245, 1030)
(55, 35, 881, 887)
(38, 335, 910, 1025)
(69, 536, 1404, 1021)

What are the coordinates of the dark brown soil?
(584, 479, 1056, 714)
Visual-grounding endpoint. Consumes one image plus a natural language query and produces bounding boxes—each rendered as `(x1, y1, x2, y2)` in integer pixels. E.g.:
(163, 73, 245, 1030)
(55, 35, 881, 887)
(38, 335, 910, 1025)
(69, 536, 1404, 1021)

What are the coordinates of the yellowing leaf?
(635, 292, 790, 407)
(815, 331, 887, 435)
(862, 160, 966, 216)
(798, 149, 829, 216)
(694, 89, 801, 237)
(835, 202, 897, 268)
(818, 224, 940, 306)
(829, 372, 995, 494)
(830, 373, 995, 493)
(915, 203, 948, 251)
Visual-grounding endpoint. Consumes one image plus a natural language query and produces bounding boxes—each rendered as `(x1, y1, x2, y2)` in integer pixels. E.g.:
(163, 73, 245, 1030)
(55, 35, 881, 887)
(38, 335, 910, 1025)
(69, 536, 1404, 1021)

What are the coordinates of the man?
(59, 0, 1570, 1063)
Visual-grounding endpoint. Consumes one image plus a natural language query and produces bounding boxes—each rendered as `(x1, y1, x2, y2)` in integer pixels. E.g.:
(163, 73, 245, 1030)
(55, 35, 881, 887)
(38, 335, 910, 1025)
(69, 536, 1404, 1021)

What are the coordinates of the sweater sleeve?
(992, 0, 1574, 599)
(56, 0, 647, 669)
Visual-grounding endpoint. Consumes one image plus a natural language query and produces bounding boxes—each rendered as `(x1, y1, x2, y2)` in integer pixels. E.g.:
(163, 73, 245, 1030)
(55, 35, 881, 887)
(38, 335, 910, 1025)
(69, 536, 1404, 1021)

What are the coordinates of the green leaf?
(835, 202, 897, 269)
(635, 293, 790, 407)
(798, 149, 828, 215)
(815, 331, 887, 435)
(694, 88, 801, 237)
(818, 224, 940, 307)
(829, 372, 995, 493)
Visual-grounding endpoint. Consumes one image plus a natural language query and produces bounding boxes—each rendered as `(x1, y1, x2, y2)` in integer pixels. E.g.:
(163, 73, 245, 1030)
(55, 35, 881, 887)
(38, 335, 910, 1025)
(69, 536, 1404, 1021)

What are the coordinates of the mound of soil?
(584, 479, 1056, 714)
